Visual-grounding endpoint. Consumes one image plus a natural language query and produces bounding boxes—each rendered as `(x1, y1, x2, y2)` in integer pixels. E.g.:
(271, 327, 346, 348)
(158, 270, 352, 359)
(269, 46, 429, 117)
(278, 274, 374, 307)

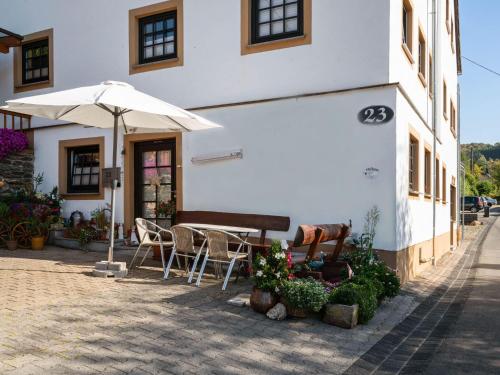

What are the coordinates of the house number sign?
(358, 105, 394, 125)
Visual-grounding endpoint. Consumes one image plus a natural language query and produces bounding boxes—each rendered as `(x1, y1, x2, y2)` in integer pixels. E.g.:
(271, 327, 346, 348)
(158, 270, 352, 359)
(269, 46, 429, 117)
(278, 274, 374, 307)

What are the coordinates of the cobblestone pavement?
(0, 218, 489, 375)
(345, 209, 498, 375)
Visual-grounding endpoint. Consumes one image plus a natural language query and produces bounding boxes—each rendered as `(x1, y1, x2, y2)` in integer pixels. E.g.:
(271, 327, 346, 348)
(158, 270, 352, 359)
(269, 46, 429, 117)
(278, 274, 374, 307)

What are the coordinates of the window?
(429, 55, 433, 97)
(435, 158, 440, 200)
(22, 39, 49, 85)
(451, 182, 457, 221)
(451, 18, 455, 53)
(67, 146, 100, 194)
(402, 0, 413, 62)
(251, 0, 303, 44)
(443, 81, 448, 119)
(13, 28, 53, 93)
(442, 166, 447, 203)
(450, 100, 457, 135)
(139, 11, 177, 64)
(241, 0, 311, 55)
(424, 147, 432, 196)
(418, 28, 426, 85)
(446, 0, 450, 25)
(59, 137, 105, 200)
(409, 134, 419, 194)
(129, 0, 184, 74)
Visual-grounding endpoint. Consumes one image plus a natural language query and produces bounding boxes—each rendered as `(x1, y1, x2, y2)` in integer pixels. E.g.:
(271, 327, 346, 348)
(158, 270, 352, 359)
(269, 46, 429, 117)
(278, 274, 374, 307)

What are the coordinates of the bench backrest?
(176, 210, 290, 244)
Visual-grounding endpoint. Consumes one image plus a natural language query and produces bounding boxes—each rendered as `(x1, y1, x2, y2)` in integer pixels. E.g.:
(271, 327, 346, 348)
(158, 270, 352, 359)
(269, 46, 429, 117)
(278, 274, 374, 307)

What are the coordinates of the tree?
(476, 180, 496, 196)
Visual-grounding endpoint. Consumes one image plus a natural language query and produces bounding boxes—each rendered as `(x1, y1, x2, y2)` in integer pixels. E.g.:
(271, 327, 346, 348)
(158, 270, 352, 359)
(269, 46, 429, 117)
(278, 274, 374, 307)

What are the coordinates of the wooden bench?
(175, 210, 290, 250)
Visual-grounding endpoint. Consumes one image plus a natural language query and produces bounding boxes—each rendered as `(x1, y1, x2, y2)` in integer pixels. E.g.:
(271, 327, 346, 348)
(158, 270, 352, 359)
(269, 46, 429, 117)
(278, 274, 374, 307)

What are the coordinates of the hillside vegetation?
(461, 143, 500, 198)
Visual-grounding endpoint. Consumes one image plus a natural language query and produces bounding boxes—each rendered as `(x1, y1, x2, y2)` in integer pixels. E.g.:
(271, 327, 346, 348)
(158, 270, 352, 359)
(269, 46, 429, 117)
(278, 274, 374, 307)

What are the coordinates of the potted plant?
(327, 280, 378, 326)
(250, 240, 289, 314)
(5, 218, 19, 251)
(29, 217, 48, 251)
(281, 278, 328, 318)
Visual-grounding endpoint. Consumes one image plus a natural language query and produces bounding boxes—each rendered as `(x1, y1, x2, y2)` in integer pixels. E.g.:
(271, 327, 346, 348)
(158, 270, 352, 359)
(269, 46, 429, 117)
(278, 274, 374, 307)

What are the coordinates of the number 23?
(364, 107, 387, 123)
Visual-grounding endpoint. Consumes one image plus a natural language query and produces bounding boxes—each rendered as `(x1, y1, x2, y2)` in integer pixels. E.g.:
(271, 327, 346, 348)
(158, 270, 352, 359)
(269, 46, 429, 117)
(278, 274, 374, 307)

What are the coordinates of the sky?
(459, 0, 500, 144)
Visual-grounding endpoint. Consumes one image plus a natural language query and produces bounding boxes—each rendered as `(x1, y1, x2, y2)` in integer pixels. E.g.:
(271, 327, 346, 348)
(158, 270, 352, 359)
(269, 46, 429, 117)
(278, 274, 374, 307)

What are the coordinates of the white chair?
(129, 218, 174, 278)
(196, 230, 251, 291)
(165, 225, 207, 283)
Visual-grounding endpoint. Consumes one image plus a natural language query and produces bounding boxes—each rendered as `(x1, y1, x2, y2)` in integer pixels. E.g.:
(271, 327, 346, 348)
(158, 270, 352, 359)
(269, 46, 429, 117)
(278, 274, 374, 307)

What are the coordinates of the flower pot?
(31, 236, 45, 251)
(281, 297, 308, 318)
(250, 287, 278, 314)
(323, 303, 359, 329)
(5, 240, 17, 251)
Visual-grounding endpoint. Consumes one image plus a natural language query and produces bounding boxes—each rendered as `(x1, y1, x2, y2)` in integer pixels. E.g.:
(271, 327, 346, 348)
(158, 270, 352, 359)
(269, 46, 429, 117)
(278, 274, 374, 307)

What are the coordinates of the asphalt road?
(423, 206, 500, 374)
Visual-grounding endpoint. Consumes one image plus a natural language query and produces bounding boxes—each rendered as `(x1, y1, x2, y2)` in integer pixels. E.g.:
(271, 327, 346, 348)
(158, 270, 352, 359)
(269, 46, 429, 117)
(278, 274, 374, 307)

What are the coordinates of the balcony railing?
(0, 108, 31, 130)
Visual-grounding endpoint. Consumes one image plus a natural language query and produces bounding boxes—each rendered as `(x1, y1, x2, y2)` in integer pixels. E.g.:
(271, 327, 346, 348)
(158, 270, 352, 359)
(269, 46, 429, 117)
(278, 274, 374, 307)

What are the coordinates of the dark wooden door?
(134, 140, 176, 228)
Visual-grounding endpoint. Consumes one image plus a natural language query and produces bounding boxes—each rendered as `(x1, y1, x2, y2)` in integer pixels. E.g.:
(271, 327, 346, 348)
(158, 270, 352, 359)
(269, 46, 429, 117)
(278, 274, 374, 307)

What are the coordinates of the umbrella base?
(92, 261, 128, 278)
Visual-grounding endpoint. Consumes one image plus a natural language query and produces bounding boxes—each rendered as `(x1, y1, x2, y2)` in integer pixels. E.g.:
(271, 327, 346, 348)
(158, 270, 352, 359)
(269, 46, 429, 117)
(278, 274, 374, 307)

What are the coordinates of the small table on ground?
(178, 223, 259, 273)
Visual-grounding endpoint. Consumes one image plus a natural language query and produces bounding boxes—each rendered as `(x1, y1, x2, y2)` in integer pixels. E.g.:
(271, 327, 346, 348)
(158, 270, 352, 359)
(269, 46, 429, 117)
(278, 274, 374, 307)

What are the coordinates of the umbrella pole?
(108, 109, 119, 263)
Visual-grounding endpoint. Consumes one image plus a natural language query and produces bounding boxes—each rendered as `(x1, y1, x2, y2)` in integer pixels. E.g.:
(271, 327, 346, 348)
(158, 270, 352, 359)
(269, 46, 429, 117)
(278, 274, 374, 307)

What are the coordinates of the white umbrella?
(4, 80, 221, 264)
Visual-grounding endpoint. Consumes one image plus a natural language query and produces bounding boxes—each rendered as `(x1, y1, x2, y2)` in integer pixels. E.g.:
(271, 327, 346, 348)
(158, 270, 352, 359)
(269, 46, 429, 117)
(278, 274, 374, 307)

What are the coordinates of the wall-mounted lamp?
(364, 167, 379, 178)
(191, 149, 243, 164)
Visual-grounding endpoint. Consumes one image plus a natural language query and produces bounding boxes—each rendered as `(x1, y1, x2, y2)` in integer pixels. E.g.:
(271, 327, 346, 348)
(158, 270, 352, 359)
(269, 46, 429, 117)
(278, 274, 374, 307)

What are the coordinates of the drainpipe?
(431, 0, 438, 266)
(458, 84, 463, 246)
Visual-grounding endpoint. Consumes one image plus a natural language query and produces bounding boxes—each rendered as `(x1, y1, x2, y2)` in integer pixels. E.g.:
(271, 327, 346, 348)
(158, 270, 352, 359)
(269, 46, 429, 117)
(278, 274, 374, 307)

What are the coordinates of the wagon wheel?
(0, 220, 10, 245)
(12, 222, 31, 249)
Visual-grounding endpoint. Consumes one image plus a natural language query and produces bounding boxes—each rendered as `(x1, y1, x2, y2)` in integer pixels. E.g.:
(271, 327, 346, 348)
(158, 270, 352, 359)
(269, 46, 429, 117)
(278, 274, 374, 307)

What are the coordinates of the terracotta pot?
(250, 287, 278, 314)
(6, 240, 17, 251)
(281, 297, 308, 318)
(31, 236, 45, 251)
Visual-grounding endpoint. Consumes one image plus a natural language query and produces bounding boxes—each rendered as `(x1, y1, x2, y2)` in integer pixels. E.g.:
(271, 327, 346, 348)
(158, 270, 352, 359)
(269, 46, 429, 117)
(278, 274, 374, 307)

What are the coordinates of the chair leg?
(159, 242, 167, 279)
(188, 251, 202, 284)
(222, 257, 238, 291)
(196, 254, 209, 287)
(139, 246, 152, 267)
(129, 243, 143, 269)
(164, 246, 177, 280)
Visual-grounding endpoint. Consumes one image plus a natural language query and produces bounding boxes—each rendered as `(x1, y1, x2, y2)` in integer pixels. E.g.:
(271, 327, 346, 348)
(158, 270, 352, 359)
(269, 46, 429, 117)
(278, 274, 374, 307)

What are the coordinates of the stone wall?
(0, 149, 34, 192)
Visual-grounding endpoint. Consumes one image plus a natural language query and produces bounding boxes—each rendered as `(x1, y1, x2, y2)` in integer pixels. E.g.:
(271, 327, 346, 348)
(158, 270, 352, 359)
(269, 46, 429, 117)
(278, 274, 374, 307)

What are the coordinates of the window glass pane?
(158, 151, 171, 166)
(271, 7, 283, 21)
(26, 71, 33, 79)
(155, 20, 163, 32)
(259, 23, 270, 37)
(165, 42, 175, 55)
(154, 33, 163, 44)
(259, 9, 270, 22)
(144, 23, 153, 34)
(143, 169, 156, 184)
(27, 49, 32, 58)
(41, 67, 49, 77)
(82, 167, 91, 174)
(165, 31, 175, 42)
(143, 151, 156, 167)
(285, 18, 298, 32)
(33, 69, 40, 78)
(144, 47, 153, 59)
(158, 168, 172, 183)
(271, 21, 284, 34)
(158, 185, 172, 202)
(81, 175, 90, 186)
(90, 175, 99, 185)
(166, 18, 175, 29)
(154, 44, 163, 56)
(145, 35, 153, 46)
(73, 176, 81, 186)
(259, 0, 270, 9)
(285, 3, 298, 17)
(271, 0, 283, 6)
(143, 203, 156, 218)
(143, 185, 156, 201)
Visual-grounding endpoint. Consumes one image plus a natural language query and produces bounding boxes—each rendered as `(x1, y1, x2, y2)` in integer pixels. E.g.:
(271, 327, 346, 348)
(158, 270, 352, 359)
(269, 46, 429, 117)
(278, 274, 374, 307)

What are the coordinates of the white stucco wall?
(0, 0, 391, 111)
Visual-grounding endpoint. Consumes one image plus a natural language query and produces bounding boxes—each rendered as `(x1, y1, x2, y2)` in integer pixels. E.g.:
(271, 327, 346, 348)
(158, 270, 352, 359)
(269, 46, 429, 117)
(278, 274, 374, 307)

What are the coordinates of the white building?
(0, 0, 461, 281)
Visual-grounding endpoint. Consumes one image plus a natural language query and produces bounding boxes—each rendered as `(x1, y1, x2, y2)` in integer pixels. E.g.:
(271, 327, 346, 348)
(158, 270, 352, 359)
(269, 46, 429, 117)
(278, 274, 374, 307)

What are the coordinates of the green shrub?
(369, 263, 401, 298)
(329, 282, 377, 324)
(281, 278, 328, 312)
(351, 275, 384, 302)
(253, 240, 289, 293)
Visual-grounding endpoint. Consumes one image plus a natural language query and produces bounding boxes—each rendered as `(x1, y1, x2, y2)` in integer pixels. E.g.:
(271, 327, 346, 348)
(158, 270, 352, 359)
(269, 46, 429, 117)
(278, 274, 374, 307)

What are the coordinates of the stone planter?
(6, 240, 17, 251)
(323, 303, 359, 329)
(250, 287, 278, 314)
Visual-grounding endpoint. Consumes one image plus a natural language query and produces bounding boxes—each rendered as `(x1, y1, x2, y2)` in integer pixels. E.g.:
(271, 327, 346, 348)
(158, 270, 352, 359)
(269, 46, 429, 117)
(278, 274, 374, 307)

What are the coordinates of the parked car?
(485, 197, 497, 206)
(462, 196, 484, 212)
